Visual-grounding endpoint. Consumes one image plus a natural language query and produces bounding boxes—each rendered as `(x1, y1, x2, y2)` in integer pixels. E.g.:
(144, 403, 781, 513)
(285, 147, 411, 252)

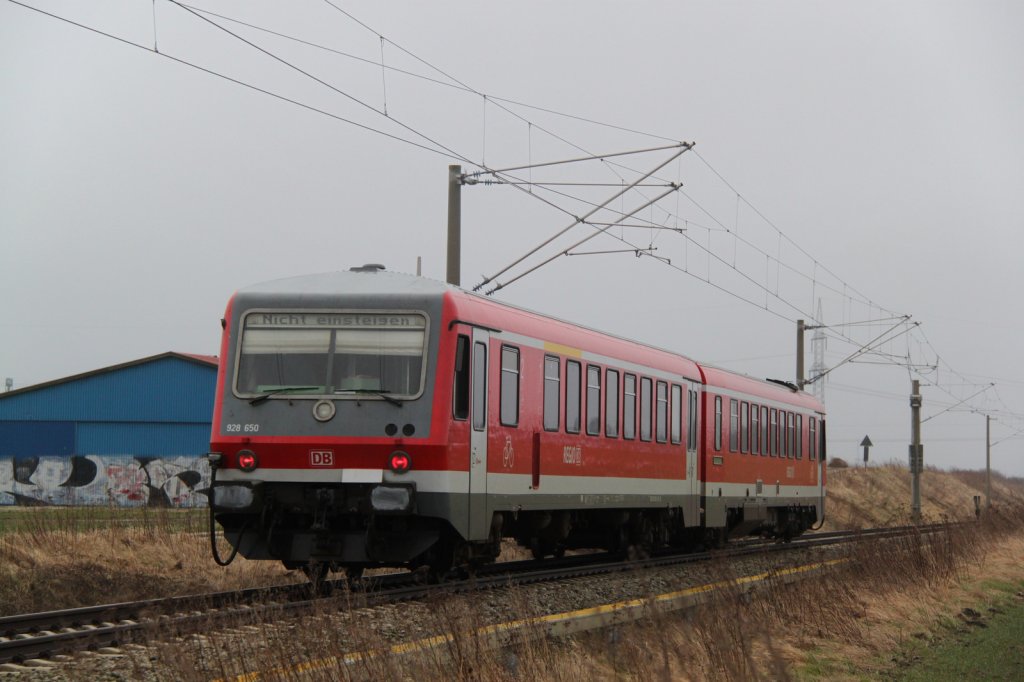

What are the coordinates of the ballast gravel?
(0, 543, 844, 681)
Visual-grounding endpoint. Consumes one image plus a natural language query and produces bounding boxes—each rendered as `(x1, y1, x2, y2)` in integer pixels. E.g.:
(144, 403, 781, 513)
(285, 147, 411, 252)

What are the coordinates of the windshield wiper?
(337, 388, 404, 407)
(249, 386, 322, 405)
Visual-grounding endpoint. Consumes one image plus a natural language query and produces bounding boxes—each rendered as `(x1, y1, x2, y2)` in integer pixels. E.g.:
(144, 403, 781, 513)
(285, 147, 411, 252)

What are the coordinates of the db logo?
(502, 436, 515, 469)
(310, 450, 334, 467)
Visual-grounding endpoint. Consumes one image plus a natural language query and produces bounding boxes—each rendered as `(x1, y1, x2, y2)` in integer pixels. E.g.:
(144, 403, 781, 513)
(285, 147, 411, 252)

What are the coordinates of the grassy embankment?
(0, 506, 297, 615)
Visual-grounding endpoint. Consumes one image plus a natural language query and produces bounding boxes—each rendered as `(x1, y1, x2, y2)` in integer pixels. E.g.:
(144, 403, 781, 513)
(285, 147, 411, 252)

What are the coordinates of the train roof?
(700, 365, 825, 412)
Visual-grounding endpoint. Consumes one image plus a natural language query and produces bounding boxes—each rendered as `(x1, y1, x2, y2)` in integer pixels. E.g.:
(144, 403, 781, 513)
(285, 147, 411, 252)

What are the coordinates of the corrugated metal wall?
(0, 357, 214, 423)
(0, 421, 75, 457)
(77, 422, 212, 456)
(0, 355, 216, 457)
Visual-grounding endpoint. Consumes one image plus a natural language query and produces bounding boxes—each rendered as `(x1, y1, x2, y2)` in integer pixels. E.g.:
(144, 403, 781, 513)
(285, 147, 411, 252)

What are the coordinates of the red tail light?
(389, 451, 411, 473)
(237, 450, 259, 472)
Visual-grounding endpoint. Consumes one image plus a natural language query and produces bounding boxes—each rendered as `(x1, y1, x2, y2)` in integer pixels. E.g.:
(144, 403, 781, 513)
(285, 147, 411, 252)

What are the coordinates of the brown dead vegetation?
(2, 466, 1024, 681)
(0, 509, 296, 616)
(823, 463, 1024, 530)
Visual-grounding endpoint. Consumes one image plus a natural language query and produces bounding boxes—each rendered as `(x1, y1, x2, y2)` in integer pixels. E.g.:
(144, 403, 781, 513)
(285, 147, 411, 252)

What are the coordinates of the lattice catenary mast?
(810, 299, 827, 404)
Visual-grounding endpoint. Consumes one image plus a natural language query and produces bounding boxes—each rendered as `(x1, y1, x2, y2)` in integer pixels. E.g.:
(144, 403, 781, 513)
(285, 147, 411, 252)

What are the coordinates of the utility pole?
(910, 380, 923, 523)
(797, 306, 827, 403)
(446, 164, 462, 286)
(796, 319, 805, 388)
(986, 414, 991, 513)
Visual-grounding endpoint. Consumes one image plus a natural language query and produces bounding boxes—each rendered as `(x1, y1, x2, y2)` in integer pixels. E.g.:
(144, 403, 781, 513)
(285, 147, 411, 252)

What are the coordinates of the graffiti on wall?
(0, 455, 210, 507)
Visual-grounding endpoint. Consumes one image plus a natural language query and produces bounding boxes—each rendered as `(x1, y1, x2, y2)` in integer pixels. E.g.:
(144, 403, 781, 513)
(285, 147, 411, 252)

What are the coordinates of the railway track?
(0, 523, 956, 666)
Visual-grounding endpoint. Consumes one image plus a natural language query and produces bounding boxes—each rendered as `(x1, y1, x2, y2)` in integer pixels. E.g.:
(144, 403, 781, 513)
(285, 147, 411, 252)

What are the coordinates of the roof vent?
(350, 263, 386, 273)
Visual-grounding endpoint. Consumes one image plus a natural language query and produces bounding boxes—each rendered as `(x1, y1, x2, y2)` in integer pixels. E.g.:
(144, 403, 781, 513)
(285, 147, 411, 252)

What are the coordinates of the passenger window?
(729, 399, 739, 452)
(586, 365, 601, 436)
(655, 381, 668, 443)
(453, 334, 470, 420)
(640, 377, 653, 442)
(472, 342, 487, 431)
(778, 409, 786, 456)
(751, 404, 760, 455)
(761, 406, 769, 456)
(714, 395, 722, 451)
(543, 356, 560, 432)
(566, 360, 581, 434)
(500, 346, 520, 427)
(787, 412, 796, 458)
(605, 370, 620, 438)
(740, 401, 749, 453)
(770, 409, 778, 456)
(623, 374, 637, 440)
(796, 414, 803, 459)
(670, 384, 682, 445)
(809, 417, 817, 461)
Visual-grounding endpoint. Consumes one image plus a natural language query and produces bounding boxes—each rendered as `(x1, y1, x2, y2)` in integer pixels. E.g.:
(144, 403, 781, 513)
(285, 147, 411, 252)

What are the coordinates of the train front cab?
(208, 276, 482, 576)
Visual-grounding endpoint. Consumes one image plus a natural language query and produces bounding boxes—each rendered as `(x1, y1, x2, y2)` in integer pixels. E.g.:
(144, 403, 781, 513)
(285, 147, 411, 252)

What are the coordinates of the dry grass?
(823, 463, 1024, 530)
(0, 507, 296, 615)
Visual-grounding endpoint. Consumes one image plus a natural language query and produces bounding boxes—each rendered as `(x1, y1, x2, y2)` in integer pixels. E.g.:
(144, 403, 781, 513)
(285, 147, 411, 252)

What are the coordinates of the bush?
(829, 457, 849, 469)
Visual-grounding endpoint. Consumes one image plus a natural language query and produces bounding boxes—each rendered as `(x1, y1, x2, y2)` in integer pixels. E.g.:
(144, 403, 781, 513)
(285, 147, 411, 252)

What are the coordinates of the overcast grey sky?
(3, 1, 1023, 477)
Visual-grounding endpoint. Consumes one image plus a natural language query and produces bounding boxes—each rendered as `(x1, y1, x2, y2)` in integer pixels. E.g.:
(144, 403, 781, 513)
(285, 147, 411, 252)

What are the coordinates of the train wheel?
(345, 566, 365, 589)
(302, 561, 332, 594)
(411, 534, 457, 583)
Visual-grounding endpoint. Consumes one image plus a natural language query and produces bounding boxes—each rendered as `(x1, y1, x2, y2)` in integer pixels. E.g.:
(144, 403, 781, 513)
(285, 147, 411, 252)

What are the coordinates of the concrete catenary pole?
(446, 165, 462, 286)
(910, 380, 922, 523)
(986, 414, 992, 513)
(796, 319, 805, 388)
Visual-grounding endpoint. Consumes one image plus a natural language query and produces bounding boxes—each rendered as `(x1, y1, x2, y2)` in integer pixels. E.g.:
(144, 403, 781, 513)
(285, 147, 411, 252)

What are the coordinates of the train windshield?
(235, 311, 428, 399)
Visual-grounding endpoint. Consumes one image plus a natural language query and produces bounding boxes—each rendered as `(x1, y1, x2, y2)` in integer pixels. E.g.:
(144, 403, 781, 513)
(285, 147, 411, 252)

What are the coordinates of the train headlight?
(313, 399, 336, 422)
(388, 451, 411, 473)
(371, 484, 413, 512)
(237, 449, 259, 472)
(213, 485, 255, 509)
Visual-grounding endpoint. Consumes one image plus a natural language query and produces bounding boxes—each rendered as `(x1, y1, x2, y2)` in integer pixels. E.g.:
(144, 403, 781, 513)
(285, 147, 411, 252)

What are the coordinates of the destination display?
(245, 312, 425, 329)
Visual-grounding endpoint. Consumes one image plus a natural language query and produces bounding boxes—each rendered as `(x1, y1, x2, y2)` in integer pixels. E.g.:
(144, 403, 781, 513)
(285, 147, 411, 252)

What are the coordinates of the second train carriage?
(208, 265, 826, 576)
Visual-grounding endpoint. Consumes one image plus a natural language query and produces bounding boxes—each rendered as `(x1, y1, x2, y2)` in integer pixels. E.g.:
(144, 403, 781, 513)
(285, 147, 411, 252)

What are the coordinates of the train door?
(468, 329, 490, 540)
(684, 383, 701, 526)
(686, 383, 699, 497)
(817, 418, 827, 512)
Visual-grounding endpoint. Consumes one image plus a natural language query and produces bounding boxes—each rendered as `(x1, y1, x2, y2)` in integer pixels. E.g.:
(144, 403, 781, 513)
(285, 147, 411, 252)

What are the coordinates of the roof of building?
(0, 352, 218, 400)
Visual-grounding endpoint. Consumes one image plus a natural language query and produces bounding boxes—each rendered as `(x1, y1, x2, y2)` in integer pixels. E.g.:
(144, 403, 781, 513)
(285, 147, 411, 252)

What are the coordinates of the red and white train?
(209, 265, 826, 578)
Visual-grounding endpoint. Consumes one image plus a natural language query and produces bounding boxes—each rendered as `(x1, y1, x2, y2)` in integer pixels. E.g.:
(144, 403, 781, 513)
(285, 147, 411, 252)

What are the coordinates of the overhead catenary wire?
(6, 0, 454, 159)
(485, 184, 682, 295)
(922, 384, 996, 424)
(164, 0, 610, 228)
(54, 1, 966, 376)
(466, 143, 689, 178)
(153, 1, 910, 342)
(474, 143, 693, 292)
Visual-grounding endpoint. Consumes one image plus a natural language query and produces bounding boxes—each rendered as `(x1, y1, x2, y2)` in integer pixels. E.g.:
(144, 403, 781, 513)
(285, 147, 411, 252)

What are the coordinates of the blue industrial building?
(0, 352, 218, 506)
